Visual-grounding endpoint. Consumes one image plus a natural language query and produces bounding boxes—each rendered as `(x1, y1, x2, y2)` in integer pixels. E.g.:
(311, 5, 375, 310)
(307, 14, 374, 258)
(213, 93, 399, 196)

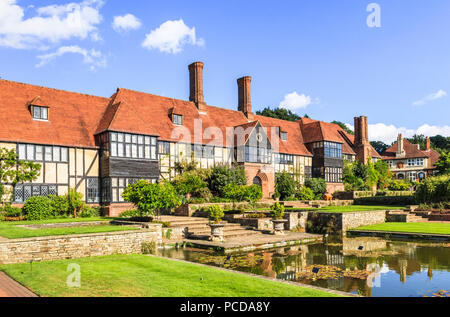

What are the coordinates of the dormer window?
(32, 106, 48, 121)
(173, 114, 183, 125)
(281, 132, 288, 141)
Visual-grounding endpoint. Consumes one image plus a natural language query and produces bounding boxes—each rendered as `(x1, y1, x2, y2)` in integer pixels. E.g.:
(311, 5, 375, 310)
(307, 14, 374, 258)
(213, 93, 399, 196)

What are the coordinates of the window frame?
(109, 132, 158, 160)
(14, 184, 58, 203)
(173, 114, 183, 126)
(17, 144, 68, 163)
(32, 106, 49, 121)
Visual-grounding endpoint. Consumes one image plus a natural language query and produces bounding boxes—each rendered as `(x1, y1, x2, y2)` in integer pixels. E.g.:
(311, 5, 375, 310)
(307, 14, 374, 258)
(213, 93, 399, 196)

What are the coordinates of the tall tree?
(331, 121, 354, 135)
(406, 134, 426, 150)
(370, 141, 389, 154)
(435, 151, 450, 175)
(256, 107, 301, 122)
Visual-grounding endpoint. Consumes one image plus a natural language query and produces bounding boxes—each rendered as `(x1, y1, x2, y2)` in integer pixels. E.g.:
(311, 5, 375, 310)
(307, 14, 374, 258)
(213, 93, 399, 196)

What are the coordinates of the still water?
(158, 237, 450, 297)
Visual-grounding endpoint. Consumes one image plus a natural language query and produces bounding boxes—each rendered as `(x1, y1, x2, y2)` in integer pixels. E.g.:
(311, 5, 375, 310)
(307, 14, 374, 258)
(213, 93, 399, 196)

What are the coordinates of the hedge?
(23, 196, 57, 220)
(354, 196, 415, 206)
(415, 174, 450, 203)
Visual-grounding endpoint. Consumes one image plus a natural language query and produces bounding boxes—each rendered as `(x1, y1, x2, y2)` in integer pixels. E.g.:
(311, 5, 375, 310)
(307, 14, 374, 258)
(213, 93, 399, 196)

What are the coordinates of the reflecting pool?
(158, 237, 450, 297)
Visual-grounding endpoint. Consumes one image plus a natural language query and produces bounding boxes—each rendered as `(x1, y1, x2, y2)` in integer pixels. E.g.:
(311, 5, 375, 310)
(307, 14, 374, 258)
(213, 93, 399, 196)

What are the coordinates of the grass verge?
(0, 254, 343, 297)
(353, 222, 450, 235)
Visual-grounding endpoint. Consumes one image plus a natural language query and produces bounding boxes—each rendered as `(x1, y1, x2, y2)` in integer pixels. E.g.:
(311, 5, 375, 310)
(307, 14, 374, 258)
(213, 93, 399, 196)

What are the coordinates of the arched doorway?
(253, 176, 262, 187)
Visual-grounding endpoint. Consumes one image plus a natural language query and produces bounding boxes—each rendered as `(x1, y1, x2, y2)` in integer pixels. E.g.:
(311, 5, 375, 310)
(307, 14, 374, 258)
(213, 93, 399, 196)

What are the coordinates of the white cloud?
(36, 45, 106, 70)
(279, 92, 313, 110)
(142, 19, 204, 54)
(0, 0, 103, 49)
(112, 14, 141, 32)
(346, 122, 450, 144)
(412, 89, 447, 106)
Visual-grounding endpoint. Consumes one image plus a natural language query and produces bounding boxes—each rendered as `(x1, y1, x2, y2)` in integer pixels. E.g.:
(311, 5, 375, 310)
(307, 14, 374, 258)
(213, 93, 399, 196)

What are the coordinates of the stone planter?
(208, 223, 225, 242)
(271, 219, 288, 235)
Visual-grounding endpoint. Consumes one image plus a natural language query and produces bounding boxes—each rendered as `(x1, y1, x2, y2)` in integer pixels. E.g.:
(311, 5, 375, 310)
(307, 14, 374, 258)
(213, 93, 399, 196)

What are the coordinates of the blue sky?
(1, 0, 449, 143)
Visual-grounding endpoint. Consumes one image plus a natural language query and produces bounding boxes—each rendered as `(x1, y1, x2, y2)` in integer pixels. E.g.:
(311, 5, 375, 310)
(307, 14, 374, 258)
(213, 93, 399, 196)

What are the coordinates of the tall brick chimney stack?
(189, 62, 206, 111)
(354, 116, 371, 165)
(425, 136, 431, 151)
(237, 76, 254, 120)
(396, 134, 405, 157)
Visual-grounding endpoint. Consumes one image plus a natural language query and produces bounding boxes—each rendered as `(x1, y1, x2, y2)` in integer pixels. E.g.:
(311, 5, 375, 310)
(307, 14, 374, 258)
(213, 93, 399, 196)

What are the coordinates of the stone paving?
(0, 272, 37, 297)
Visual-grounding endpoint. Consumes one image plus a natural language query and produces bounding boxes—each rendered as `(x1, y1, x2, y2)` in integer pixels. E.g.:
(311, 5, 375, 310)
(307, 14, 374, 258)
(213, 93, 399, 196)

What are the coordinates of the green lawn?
(295, 205, 406, 213)
(0, 255, 343, 297)
(0, 218, 135, 239)
(353, 222, 450, 235)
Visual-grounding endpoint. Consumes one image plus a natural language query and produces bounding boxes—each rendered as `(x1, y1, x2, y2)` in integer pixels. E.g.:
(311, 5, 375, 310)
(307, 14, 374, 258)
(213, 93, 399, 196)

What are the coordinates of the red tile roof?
(0, 78, 380, 160)
(382, 139, 441, 168)
(0, 79, 109, 148)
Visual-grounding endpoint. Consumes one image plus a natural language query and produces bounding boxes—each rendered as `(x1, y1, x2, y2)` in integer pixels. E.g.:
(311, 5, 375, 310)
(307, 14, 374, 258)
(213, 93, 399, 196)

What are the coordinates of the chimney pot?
(189, 62, 206, 111)
(237, 76, 253, 119)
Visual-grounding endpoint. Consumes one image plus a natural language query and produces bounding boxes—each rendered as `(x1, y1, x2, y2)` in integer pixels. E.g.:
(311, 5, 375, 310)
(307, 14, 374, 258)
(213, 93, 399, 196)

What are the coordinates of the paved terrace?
(0, 272, 37, 297)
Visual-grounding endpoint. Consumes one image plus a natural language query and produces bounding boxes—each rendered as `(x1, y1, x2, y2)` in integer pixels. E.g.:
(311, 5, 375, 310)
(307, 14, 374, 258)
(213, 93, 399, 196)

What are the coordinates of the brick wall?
(0, 226, 162, 265)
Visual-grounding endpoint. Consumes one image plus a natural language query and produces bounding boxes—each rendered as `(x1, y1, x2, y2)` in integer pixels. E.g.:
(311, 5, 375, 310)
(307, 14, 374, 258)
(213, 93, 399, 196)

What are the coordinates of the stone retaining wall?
(307, 210, 387, 234)
(0, 225, 162, 265)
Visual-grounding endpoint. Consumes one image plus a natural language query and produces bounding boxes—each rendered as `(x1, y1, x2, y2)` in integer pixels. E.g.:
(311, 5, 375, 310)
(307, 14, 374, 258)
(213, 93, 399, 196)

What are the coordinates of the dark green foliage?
(223, 183, 262, 203)
(208, 165, 247, 197)
(122, 180, 182, 217)
(354, 196, 415, 206)
(331, 121, 354, 135)
(370, 141, 389, 154)
(49, 195, 70, 216)
(3, 205, 23, 217)
(305, 178, 327, 196)
(275, 172, 296, 200)
(415, 175, 450, 203)
(66, 188, 85, 218)
(256, 107, 300, 122)
(79, 206, 101, 218)
(435, 151, 450, 175)
(23, 196, 56, 220)
(173, 172, 208, 197)
(374, 160, 392, 189)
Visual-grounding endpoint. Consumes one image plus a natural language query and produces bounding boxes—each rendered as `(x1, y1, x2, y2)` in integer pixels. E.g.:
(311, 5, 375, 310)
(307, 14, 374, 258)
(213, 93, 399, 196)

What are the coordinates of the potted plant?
(270, 202, 287, 235)
(208, 205, 225, 242)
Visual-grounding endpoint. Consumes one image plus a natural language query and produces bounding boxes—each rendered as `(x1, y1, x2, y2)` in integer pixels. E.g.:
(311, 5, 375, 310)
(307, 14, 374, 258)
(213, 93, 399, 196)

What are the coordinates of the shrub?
(24, 196, 56, 220)
(66, 188, 85, 218)
(243, 185, 263, 203)
(270, 202, 285, 220)
(354, 196, 415, 206)
(119, 209, 141, 218)
(173, 172, 208, 198)
(275, 172, 296, 201)
(141, 241, 157, 255)
(305, 178, 327, 196)
(415, 174, 450, 203)
(122, 180, 182, 217)
(208, 165, 246, 197)
(296, 186, 315, 200)
(79, 206, 101, 218)
(388, 180, 412, 191)
(3, 205, 23, 217)
(49, 195, 69, 216)
(208, 205, 224, 224)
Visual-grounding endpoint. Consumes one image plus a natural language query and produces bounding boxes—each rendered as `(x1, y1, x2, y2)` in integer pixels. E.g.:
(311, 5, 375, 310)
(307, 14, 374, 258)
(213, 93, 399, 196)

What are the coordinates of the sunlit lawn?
(0, 255, 343, 297)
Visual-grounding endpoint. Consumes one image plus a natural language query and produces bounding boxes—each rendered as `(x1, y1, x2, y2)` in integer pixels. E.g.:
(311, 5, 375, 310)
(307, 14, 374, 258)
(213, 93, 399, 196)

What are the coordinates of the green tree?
(331, 121, 354, 135)
(374, 160, 392, 189)
(275, 172, 296, 200)
(208, 165, 246, 197)
(406, 134, 426, 150)
(370, 141, 389, 154)
(435, 151, 450, 175)
(305, 178, 327, 196)
(256, 107, 300, 122)
(0, 147, 41, 203)
(123, 180, 182, 217)
(430, 135, 450, 152)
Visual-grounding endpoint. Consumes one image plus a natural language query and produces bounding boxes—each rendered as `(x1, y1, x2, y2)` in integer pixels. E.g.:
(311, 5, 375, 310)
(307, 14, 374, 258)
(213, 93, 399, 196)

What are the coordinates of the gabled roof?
(0, 79, 110, 148)
(382, 139, 441, 168)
